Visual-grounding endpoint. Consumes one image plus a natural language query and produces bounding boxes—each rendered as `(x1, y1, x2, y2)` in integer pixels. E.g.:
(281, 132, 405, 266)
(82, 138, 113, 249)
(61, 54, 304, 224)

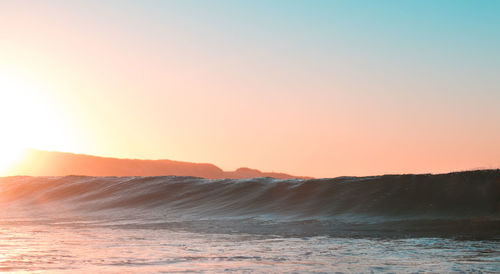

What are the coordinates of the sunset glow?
(0, 72, 37, 173)
(1, 1, 500, 273)
(0, 70, 81, 174)
(1, 1, 499, 177)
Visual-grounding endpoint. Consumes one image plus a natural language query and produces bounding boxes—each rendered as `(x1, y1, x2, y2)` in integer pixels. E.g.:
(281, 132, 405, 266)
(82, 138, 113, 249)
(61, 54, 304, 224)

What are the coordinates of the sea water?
(0, 220, 499, 272)
(0, 171, 499, 272)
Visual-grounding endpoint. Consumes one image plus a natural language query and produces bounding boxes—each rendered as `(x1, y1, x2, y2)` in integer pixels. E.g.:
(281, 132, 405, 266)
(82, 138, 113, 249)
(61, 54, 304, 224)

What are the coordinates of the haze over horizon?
(1, 0, 499, 177)
(1, 2, 500, 272)
(5, 149, 311, 179)
(3, 149, 499, 179)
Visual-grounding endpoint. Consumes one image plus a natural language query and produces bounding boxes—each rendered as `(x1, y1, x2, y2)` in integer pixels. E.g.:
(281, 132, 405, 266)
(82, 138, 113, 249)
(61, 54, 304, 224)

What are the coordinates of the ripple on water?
(0, 223, 499, 272)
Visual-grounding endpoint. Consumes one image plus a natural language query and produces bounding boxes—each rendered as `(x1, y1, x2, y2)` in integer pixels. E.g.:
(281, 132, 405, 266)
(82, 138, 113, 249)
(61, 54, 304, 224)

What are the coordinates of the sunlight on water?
(0, 220, 499, 273)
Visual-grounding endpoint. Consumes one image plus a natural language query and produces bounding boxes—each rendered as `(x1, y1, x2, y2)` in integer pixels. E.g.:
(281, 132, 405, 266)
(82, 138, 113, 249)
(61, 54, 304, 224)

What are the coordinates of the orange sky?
(1, 1, 499, 177)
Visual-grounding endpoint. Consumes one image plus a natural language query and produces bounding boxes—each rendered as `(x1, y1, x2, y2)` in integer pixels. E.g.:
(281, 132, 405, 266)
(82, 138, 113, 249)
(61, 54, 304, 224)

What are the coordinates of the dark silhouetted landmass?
(7, 150, 310, 179)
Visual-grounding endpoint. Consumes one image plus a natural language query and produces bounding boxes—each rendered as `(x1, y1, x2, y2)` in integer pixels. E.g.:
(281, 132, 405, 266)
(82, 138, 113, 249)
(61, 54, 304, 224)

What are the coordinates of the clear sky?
(0, 0, 499, 177)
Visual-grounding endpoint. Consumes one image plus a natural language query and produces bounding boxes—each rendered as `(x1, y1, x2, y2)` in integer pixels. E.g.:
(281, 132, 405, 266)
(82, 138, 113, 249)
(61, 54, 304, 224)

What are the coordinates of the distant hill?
(7, 150, 310, 179)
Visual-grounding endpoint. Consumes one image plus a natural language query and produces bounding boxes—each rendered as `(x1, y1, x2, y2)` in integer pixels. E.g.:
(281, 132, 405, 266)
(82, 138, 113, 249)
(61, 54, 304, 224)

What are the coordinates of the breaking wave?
(1, 170, 499, 238)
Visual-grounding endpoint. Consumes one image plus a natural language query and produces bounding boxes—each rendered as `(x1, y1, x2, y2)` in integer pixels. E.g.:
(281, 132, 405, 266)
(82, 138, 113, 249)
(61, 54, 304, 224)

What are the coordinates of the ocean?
(0, 170, 499, 272)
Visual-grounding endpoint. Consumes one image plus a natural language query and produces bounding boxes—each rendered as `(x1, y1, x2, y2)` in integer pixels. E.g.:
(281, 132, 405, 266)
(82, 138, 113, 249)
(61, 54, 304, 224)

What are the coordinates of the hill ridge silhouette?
(7, 149, 310, 179)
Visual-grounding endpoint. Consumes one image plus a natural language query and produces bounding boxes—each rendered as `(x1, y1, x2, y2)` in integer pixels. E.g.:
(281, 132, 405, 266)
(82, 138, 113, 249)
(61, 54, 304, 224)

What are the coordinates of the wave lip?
(1, 170, 499, 238)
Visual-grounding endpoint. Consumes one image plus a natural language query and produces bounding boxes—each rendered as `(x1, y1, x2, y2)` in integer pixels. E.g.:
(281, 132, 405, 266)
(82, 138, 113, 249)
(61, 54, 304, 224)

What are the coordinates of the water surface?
(1, 171, 499, 272)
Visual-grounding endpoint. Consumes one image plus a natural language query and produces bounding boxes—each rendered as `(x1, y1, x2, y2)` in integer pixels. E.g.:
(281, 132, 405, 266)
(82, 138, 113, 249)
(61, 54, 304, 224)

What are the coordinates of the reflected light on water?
(0, 219, 499, 272)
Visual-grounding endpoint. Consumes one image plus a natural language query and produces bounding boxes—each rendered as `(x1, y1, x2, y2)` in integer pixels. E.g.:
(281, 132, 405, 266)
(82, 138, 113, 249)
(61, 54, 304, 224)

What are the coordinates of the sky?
(0, 0, 499, 177)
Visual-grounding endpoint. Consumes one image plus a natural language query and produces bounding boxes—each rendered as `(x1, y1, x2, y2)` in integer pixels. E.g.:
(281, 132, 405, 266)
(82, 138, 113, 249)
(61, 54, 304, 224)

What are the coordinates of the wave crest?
(1, 170, 499, 221)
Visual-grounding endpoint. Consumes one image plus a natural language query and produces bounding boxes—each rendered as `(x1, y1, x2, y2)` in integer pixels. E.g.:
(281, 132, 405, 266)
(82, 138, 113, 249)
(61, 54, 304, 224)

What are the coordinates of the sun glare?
(0, 69, 79, 176)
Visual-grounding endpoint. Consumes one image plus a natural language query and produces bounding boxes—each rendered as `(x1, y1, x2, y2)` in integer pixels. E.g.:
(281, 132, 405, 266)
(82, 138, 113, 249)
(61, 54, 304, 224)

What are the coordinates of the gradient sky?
(1, 0, 499, 177)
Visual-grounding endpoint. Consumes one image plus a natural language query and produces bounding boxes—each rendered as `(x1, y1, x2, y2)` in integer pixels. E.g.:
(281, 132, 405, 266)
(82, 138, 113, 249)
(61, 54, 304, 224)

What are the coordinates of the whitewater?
(0, 170, 499, 272)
